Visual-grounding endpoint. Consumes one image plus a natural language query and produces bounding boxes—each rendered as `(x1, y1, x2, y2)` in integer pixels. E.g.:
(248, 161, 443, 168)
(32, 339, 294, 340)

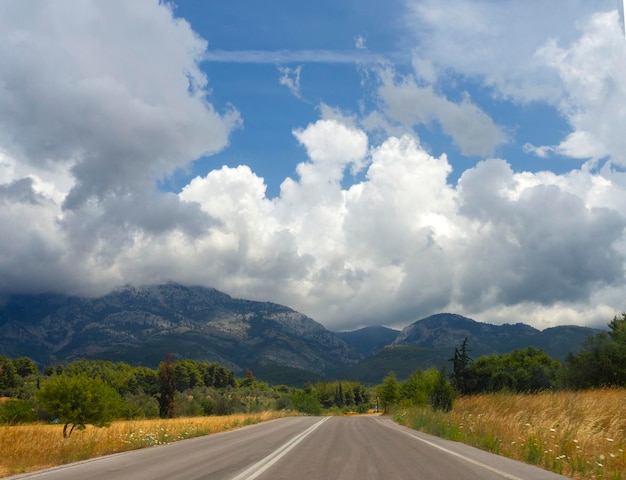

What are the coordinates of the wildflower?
(550, 428, 556, 432)
(606, 438, 614, 442)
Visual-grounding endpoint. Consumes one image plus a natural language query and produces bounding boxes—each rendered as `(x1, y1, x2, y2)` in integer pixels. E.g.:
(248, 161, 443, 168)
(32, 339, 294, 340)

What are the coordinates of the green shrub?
(0, 399, 36, 424)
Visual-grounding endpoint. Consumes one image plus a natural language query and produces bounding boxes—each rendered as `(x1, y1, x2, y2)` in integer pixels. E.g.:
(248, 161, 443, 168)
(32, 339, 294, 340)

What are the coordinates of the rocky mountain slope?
(391, 313, 600, 360)
(0, 283, 360, 375)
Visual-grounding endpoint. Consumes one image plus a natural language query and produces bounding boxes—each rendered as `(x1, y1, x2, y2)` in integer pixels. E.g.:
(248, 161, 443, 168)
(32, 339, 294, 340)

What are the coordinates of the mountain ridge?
(0, 283, 360, 375)
(0, 285, 603, 384)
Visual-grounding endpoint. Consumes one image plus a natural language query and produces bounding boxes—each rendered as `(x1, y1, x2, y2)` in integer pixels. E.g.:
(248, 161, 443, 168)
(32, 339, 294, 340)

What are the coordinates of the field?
(0, 411, 286, 478)
(394, 389, 626, 479)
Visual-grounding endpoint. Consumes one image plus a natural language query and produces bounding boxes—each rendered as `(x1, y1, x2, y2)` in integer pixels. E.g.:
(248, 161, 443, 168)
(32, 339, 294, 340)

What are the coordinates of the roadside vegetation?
(1, 313, 625, 478)
(393, 390, 626, 480)
(379, 313, 626, 479)
(0, 412, 285, 477)
(0, 355, 372, 431)
(0, 353, 372, 476)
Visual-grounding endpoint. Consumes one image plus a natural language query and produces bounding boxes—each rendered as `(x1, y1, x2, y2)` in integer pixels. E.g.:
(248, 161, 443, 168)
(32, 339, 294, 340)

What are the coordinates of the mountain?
(336, 313, 602, 383)
(391, 313, 600, 359)
(336, 326, 400, 356)
(0, 288, 603, 386)
(0, 283, 360, 379)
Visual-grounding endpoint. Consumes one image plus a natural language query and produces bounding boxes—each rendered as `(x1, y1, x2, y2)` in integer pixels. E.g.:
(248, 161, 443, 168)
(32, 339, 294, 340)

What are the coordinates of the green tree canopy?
(460, 346, 560, 394)
(13, 357, 38, 377)
(562, 313, 626, 389)
(291, 391, 322, 415)
(35, 374, 122, 437)
(376, 372, 400, 413)
(0, 356, 18, 394)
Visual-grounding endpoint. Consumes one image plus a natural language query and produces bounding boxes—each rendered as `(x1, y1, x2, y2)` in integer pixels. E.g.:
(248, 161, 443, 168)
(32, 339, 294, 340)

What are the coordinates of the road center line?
(229, 417, 329, 480)
(376, 418, 525, 480)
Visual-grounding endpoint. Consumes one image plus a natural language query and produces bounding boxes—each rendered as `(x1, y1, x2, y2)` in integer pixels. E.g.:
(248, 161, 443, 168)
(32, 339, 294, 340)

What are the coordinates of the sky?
(1, 0, 626, 332)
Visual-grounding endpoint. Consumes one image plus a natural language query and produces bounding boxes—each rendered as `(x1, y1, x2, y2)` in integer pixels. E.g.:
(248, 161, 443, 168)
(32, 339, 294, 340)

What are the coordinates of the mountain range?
(0, 284, 602, 385)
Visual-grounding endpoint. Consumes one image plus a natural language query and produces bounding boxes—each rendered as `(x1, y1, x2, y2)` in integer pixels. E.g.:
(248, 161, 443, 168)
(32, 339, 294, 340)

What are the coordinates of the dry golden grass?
(395, 389, 626, 479)
(0, 411, 288, 478)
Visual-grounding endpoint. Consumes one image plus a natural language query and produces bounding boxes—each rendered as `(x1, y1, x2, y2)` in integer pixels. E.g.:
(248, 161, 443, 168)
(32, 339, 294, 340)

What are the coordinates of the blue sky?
(1, 0, 626, 331)
(168, 0, 579, 196)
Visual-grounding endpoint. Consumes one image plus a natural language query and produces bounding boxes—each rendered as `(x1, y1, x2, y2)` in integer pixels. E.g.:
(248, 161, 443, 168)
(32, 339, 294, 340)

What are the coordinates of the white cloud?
(278, 65, 304, 99)
(403, 0, 615, 103)
(535, 11, 626, 166)
(173, 121, 625, 330)
(202, 49, 391, 64)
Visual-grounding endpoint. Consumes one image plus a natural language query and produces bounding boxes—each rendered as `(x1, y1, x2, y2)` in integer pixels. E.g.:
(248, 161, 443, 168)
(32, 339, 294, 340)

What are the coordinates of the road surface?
(6, 416, 570, 480)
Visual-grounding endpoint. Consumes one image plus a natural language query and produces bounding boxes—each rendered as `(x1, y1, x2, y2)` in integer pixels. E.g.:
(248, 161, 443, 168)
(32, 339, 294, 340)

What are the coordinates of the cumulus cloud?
(457, 159, 625, 308)
(174, 120, 625, 330)
(0, 0, 239, 212)
(535, 11, 626, 166)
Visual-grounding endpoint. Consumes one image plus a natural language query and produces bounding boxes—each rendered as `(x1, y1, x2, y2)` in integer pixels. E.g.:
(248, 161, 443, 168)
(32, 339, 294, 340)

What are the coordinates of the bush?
(0, 399, 36, 424)
(430, 369, 454, 412)
(292, 391, 322, 415)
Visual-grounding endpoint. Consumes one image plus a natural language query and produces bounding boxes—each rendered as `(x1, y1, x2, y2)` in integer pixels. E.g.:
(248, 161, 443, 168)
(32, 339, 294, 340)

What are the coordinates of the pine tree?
(158, 354, 176, 418)
(450, 337, 472, 394)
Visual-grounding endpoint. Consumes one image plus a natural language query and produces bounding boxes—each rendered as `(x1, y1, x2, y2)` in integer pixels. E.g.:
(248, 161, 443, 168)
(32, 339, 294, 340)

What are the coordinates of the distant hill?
(336, 326, 400, 356)
(336, 313, 602, 383)
(335, 346, 449, 384)
(0, 288, 602, 386)
(392, 313, 600, 360)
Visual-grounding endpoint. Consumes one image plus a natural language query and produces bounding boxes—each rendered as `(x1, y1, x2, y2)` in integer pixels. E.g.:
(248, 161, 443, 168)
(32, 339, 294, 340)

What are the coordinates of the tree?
(0, 356, 18, 394)
(292, 391, 322, 415)
(450, 337, 472, 395)
(13, 357, 38, 377)
(171, 359, 202, 392)
(400, 368, 440, 406)
(462, 347, 560, 394)
(35, 375, 122, 437)
(561, 313, 626, 389)
(430, 368, 454, 412)
(158, 354, 177, 418)
(376, 372, 400, 413)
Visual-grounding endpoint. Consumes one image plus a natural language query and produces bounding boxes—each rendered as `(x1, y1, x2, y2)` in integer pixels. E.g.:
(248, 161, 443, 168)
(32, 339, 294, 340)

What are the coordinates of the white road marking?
(229, 417, 330, 480)
(377, 418, 525, 480)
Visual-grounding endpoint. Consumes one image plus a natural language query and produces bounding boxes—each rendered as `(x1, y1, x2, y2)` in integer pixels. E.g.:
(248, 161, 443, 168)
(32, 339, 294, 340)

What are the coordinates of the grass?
(0, 411, 288, 477)
(393, 389, 626, 479)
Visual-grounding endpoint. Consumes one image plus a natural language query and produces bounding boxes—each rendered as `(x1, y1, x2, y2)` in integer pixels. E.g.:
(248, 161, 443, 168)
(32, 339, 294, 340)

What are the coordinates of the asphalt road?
(6, 416, 570, 480)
